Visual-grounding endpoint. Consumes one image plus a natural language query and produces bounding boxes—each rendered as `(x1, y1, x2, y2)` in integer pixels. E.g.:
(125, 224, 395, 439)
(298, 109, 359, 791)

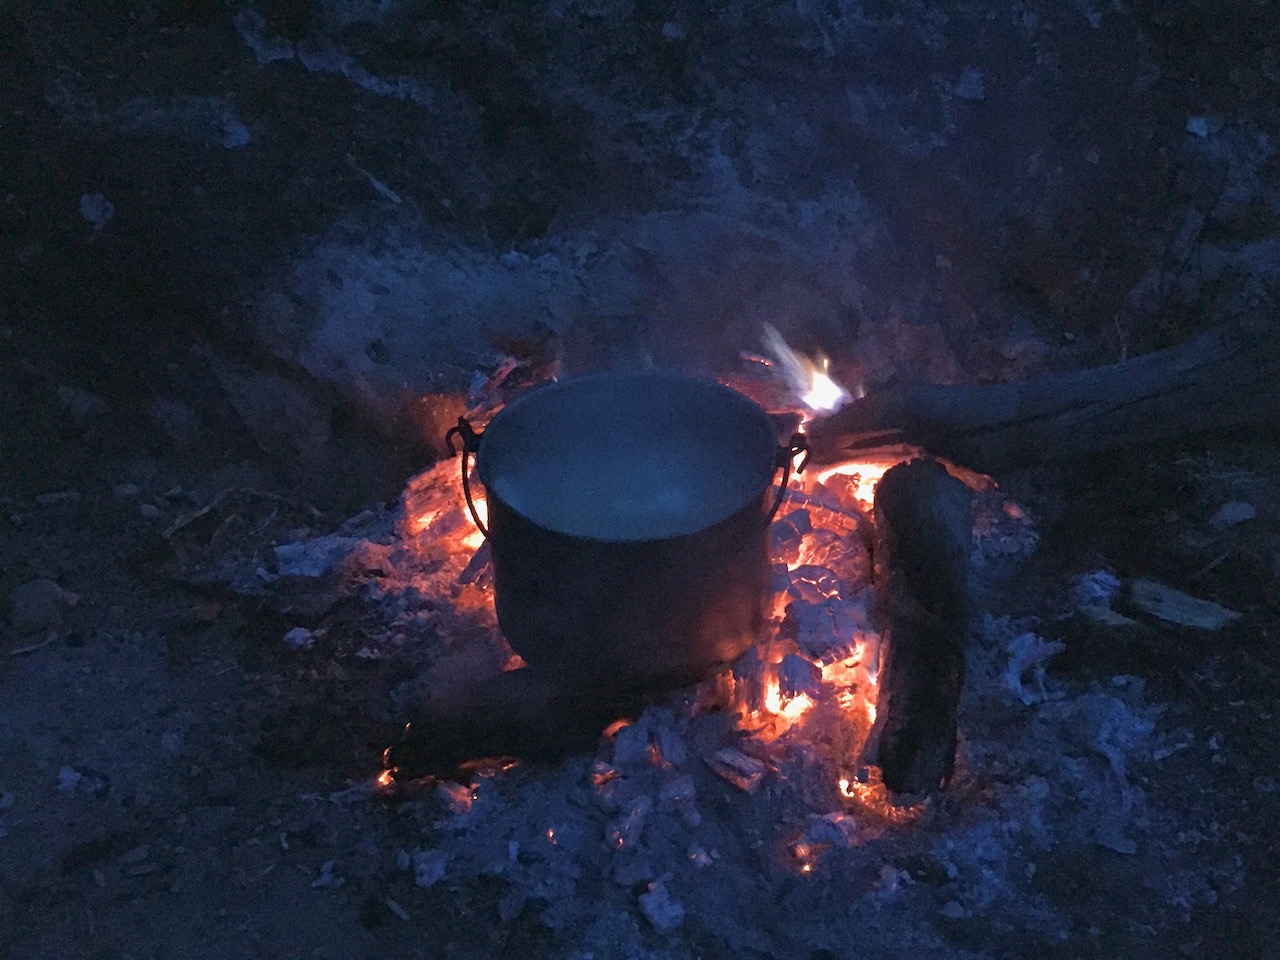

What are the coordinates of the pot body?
(471, 372, 782, 686)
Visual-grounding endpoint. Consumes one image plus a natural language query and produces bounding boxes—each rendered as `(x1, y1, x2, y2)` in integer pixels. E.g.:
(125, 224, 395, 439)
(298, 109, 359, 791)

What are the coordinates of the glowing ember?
(462, 496, 487, 551)
(815, 460, 893, 506)
(837, 775, 925, 825)
(761, 323, 856, 417)
(408, 509, 440, 535)
(601, 718, 632, 738)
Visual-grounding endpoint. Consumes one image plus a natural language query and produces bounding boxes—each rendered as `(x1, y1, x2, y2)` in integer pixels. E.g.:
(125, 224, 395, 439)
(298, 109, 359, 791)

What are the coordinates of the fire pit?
(384, 344, 983, 800)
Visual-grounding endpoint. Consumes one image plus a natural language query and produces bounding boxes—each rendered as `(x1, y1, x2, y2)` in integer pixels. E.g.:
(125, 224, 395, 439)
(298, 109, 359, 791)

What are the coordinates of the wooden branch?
(862, 458, 972, 795)
(807, 320, 1280, 474)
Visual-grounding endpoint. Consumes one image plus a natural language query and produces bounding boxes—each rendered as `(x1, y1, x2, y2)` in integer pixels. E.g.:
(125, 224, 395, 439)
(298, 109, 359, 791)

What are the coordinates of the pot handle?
(445, 416, 488, 539)
(767, 432, 810, 524)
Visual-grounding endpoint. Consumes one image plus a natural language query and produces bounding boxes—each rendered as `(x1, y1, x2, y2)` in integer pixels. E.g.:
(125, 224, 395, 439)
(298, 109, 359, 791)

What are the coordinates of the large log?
(862, 458, 973, 795)
(807, 320, 1280, 474)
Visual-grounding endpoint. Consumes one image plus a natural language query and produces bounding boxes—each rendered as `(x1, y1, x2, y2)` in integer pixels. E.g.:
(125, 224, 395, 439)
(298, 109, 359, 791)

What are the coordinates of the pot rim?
(474, 370, 780, 543)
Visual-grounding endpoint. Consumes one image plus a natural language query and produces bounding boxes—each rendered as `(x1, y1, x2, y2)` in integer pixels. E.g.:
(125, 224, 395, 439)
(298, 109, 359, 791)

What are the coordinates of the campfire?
(382, 331, 1003, 858)
(148, 331, 1210, 949)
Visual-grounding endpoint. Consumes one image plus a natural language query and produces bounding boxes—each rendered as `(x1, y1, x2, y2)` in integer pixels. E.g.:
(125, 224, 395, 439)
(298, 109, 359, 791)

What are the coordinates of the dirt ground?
(3, 2, 1280, 958)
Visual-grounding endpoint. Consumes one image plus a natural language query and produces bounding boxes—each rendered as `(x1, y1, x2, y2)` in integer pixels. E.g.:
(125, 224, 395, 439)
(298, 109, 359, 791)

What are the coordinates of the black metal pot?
(447, 372, 807, 688)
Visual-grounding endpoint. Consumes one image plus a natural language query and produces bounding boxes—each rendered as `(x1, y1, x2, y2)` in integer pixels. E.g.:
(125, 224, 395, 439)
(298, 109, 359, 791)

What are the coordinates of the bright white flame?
(761, 323, 853, 416)
(802, 362, 849, 412)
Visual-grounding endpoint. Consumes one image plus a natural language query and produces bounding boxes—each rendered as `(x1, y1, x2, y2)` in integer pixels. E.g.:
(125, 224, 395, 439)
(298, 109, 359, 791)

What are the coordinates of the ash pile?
(163, 440, 1236, 959)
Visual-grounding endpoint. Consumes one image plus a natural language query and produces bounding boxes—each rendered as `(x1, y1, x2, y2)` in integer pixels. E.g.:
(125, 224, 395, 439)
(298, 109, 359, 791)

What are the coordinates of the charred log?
(385, 667, 664, 781)
(807, 320, 1280, 474)
(863, 458, 973, 795)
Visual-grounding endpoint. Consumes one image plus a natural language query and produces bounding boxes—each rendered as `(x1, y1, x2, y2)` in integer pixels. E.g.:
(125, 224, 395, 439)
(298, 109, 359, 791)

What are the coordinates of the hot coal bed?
(137, 352, 1239, 959)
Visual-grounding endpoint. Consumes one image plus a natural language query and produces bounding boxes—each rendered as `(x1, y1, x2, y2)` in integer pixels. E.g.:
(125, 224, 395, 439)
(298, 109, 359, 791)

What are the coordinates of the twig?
(165, 487, 322, 538)
(345, 154, 403, 204)
(7, 632, 58, 656)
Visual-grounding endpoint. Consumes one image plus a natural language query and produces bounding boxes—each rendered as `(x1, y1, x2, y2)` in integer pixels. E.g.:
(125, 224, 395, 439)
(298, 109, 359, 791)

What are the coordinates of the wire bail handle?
(445, 416, 488, 539)
(767, 432, 810, 524)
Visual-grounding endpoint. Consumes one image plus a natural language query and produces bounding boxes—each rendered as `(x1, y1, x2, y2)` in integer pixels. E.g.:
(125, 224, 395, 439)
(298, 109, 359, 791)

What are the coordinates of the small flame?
(815, 460, 892, 506)
(761, 675, 815, 724)
(761, 323, 855, 417)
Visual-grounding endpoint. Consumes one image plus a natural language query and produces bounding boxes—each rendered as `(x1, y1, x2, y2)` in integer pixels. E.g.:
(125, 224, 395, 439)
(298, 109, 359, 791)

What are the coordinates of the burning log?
(807, 320, 1280, 474)
(863, 458, 972, 795)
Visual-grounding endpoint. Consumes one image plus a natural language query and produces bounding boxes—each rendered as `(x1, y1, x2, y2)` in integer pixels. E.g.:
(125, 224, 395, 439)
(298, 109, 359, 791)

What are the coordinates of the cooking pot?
(447, 371, 807, 688)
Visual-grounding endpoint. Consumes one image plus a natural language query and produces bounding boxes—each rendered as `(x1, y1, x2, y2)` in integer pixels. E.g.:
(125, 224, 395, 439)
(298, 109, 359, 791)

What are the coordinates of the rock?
(1210, 500, 1256, 527)
(283, 626, 315, 650)
(1186, 115, 1224, 138)
(79, 193, 115, 232)
(9, 579, 79, 636)
(954, 67, 986, 101)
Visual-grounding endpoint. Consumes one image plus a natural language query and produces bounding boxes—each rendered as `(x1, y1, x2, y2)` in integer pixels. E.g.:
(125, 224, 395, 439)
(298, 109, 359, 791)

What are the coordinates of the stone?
(9, 579, 78, 636)
(1210, 500, 1256, 527)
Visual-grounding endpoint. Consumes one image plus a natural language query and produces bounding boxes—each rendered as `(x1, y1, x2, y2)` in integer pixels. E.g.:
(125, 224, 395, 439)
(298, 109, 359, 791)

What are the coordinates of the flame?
(815, 460, 892, 507)
(763, 680, 815, 724)
(761, 323, 856, 417)
(408, 509, 440, 536)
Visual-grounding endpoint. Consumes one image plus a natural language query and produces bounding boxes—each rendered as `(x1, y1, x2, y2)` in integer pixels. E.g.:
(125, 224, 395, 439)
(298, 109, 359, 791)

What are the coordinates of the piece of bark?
(1125, 578, 1242, 630)
(807, 320, 1280, 474)
(862, 458, 973, 795)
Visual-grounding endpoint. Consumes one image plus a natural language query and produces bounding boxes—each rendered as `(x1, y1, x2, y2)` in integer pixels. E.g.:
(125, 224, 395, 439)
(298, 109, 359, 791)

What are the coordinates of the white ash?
(211, 458, 1242, 957)
(639, 878, 685, 931)
(283, 626, 315, 650)
(1071, 568, 1123, 607)
(1001, 630, 1066, 705)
